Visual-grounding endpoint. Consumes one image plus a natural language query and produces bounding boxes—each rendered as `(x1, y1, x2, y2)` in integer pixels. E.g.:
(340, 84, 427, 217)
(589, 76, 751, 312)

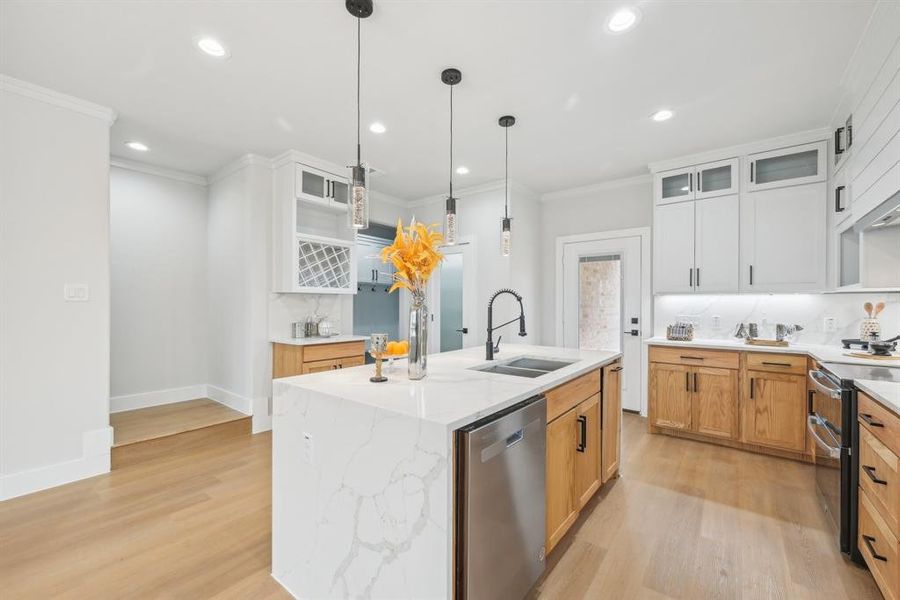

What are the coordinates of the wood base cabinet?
(272, 341, 365, 378)
(546, 405, 579, 553)
(742, 370, 806, 453)
(601, 363, 622, 483)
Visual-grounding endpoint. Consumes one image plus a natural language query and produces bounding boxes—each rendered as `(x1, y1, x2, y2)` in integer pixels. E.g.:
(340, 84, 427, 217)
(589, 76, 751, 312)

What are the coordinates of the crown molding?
(0, 74, 117, 125)
(541, 173, 652, 203)
(647, 128, 831, 174)
(407, 179, 535, 207)
(208, 153, 274, 184)
(110, 157, 207, 186)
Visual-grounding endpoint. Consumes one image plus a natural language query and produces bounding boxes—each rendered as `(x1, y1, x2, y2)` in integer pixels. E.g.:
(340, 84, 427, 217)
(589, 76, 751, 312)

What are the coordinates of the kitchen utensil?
(868, 341, 897, 356)
(318, 318, 334, 337)
(734, 323, 748, 339)
(748, 323, 759, 338)
(860, 317, 881, 341)
(292, 321, 304, 339)
(304, 317, 318, 338)
(845, 352, 899, 361)
(874, 301, 886, 317)
(864, 302, 873, 317)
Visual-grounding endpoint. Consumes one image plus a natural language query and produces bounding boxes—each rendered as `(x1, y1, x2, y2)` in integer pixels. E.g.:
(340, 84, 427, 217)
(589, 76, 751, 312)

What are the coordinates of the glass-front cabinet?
(295, 163, 350, 211)
(745, 141, 827, 192)
(655, 159, 739, 205)
(655, 166, 695, 205)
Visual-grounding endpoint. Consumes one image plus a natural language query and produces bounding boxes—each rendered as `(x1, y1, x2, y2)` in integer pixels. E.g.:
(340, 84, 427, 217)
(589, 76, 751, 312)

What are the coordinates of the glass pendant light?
(347, 0, 373, 229)
(442, 68, 462, 245)
(499, 115, 516, 256)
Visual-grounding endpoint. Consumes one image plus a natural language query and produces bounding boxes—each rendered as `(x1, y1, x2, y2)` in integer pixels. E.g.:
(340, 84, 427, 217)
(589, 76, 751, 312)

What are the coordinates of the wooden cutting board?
(746, 338, 789, 347)
(844, 352, 900, 361)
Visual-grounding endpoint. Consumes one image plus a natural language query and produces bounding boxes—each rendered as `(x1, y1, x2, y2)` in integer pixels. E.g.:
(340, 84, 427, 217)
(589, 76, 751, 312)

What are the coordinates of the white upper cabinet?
(740, 182, 827, 292)
(695, 195, 740, 292)
(655, 167, 695, 205)
(655, 159, 738, 205)
(745, 141, 827, 192)
(696, 159, 740, 200)
(653, 202, 695, 293)
(296, 163, 350, 212)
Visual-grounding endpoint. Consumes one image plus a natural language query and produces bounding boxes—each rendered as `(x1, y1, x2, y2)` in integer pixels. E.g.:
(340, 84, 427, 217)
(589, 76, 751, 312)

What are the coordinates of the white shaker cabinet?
(740, 182, 827, 292)
(695, 195, 740, 292)
(744, 141, 826, 192)
(653, 202, 695, 293)
(695, 159, 740, 200)
(296, 163, 350, 211)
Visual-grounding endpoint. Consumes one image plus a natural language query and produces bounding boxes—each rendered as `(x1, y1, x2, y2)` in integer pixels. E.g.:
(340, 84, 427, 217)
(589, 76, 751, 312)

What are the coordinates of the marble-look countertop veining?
(270, 334, 369, 346)
(646, 336, 900, 368)
(274, 344, 621, 430)
(856, 380, 900, 416)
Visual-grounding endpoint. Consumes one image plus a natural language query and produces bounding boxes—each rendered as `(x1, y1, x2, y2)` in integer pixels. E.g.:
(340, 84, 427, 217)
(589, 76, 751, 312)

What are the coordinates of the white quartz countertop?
(645, 336, 900, 368)
(270, 334, 368, 346)
(273, 344, 620, 429)
(856, 380, 900, 416)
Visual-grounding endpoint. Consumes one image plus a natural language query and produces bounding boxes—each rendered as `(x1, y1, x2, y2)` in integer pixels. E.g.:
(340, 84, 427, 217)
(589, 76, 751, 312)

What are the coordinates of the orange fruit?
(386, 341, 399, 355)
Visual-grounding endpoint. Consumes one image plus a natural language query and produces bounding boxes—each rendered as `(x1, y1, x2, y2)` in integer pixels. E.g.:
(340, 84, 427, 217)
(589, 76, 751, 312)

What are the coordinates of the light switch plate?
(64, 284, 90, 302)
(711, 315, 721, 329)
(823, 317, 837, 333)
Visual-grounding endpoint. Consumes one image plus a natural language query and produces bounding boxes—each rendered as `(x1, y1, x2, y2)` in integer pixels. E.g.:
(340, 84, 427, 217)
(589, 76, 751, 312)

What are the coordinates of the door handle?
(623, 329, 640, 336)
(862, 465, 888, 485)
(576, 415, 587, 452)
(455, 327, 469, 334)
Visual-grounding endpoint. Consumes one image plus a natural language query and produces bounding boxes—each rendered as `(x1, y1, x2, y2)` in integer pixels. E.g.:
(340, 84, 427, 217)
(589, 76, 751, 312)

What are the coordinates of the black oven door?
(808, 369, 850, 554)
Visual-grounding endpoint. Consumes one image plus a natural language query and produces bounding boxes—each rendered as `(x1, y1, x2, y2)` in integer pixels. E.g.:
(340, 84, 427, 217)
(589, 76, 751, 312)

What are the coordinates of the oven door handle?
(808, 370, 842, 400)
(807, 415, 841, 459)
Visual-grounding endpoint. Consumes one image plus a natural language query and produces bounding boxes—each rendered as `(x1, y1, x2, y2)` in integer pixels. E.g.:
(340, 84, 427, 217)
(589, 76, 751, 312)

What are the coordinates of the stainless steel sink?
(475, 365, 546, 378)
(471, 356, 577, 378)
(504, 357, 575, 372)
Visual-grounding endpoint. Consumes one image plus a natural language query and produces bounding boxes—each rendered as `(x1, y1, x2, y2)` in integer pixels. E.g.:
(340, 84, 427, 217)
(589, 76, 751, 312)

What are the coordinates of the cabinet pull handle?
(696, 268, 700, 288)
(750, 378, 755, 399)
(808, 389, 814, 413)
(680, 355, 705, 361)
(685, 372, 690, 392)
(762, 361, 792, 367)
(694, 373, 699, 392)
(863, 535, 888, 562)
(834, 126, 845, 155)
(860, 413, 884, 428)
(834, 185, 845, 213)
(750, 162, 755, 182)
(749, 264, 754, 285)
(697, 172, 702, 192)
(863, 465, 888, 485)
(689, 172, 693, 193)
(612, 366, 623, 372)
(576, 415, 587, 452)
(689, 268, 693, 287)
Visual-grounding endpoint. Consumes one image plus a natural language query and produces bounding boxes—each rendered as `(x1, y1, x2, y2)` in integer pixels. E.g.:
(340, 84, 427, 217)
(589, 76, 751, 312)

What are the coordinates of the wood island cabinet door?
(601, 363, 622, 483)
(743, 370, 807, 452)
(649, 362, 692, 431)
(692, 367, 738, 440)
(575, 394, 601, 508)
(546, 407, 579, 554)
(301, 358, 337, 374)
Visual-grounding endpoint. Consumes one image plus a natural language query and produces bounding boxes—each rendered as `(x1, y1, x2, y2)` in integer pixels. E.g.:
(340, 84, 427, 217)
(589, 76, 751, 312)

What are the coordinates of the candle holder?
(369, 333, 388, 383)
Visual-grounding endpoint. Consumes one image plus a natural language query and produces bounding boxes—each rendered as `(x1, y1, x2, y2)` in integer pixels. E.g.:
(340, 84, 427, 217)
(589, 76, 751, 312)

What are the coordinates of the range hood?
(855, 190, 900, 233)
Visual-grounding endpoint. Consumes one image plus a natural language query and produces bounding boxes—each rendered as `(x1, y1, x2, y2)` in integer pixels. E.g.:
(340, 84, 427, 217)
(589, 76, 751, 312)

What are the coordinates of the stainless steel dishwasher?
(455, 395, 546, 600)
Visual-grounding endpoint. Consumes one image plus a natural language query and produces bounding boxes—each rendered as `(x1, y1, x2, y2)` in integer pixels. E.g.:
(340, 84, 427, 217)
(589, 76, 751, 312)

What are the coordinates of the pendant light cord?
(449, 85, 454, 199)
(504, 126, 509, 219)
(356, 16, 361, 165)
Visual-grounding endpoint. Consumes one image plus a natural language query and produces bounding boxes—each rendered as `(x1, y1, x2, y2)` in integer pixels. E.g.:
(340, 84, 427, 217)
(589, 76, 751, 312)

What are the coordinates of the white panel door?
(740, 182, 827, 292)
(653, 202, 695, 293)
(695, 195, 740, 293)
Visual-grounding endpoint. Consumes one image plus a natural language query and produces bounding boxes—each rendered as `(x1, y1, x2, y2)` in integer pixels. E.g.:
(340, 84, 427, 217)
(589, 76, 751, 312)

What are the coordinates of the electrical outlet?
(711, 315, 721, 330)
(823, 317, 837, 333)
(303, 431, 314, 464)
(63, 283, 90, 302)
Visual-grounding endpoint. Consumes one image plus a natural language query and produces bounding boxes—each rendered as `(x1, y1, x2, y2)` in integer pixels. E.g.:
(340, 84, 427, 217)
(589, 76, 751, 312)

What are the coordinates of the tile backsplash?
(654, 293, 900, 345)
(268, 293, 350, 339)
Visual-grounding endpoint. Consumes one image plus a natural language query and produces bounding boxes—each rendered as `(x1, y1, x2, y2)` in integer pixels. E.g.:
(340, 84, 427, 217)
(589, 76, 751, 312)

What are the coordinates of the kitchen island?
(271, 344, 621, 599)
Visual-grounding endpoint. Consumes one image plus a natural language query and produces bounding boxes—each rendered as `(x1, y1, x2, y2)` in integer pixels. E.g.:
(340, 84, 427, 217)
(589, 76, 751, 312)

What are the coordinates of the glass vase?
(408, 298, 428, 380)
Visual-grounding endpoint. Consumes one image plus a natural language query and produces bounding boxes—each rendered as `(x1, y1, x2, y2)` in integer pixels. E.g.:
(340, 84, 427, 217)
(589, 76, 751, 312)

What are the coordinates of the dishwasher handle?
(808, 370, 842, 400)
(807, 414, 841, 459)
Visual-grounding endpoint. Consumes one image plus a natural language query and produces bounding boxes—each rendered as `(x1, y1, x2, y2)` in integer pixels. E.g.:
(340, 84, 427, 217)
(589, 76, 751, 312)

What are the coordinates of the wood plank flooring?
(0, 414, 879, 599)
(111, 398, 248, 446)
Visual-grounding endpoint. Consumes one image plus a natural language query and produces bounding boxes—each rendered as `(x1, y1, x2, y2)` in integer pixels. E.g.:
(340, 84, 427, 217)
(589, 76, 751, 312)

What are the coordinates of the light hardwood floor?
(111, 398, 248, 446)
(0, 414, 879, 599)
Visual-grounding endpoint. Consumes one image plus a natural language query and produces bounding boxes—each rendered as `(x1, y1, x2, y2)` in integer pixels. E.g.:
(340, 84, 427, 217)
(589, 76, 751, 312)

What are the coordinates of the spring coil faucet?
(486, 288, 527, 360)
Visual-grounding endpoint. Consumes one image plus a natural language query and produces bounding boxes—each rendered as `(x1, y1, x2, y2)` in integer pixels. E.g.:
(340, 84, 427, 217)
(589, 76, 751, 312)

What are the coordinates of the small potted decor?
(381, 219, 443, 380)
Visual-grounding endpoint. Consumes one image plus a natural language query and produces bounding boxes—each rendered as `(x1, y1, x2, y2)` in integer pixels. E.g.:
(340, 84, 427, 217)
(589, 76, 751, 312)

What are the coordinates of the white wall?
(0, 77, 115, 499)
(538, 176, 654, 344)
(109, 165, 208, 409)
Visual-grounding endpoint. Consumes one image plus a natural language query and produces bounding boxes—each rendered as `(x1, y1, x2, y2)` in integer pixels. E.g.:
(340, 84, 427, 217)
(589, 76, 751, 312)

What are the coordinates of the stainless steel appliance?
(808, 362, 900, 563)
(456, 395, 546, 600)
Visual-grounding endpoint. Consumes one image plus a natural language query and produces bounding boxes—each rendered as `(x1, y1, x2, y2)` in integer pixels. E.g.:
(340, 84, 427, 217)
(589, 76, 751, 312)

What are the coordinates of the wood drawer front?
(337, 355, 365, 368)
(861, 425, 900, 539)
(860, 393, 900, 458)
(859, 489, 900, 600)
(272, 343, 305, 378)
(303, 341, 365, 362)
(648, 346, 739, 370)
(546, 370, 600, 423)
(744, 352, 806, 375)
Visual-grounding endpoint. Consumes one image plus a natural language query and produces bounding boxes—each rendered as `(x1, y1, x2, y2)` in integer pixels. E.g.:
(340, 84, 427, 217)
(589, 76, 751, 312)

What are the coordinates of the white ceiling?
(0, 1, 874, 200)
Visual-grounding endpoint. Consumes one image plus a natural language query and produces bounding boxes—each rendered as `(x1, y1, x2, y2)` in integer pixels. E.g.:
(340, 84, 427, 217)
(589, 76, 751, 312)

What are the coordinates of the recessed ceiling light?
(606, 7, 641, 33)
(652, 109, 674, 122)
(195, 36, 229, 58)
(124, 141, 149, 152)
(456, 166, 469, 175)
(369, 122, 386, 134)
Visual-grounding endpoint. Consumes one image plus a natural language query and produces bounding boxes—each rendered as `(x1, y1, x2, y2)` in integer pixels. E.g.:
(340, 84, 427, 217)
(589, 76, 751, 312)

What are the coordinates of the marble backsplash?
(268, 293, 352, 339)
(654, 293, 900, 346)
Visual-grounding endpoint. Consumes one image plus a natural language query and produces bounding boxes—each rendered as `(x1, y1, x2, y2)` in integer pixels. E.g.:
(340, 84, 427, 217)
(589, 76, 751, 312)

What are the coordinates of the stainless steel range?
(808, 361, 900, 563)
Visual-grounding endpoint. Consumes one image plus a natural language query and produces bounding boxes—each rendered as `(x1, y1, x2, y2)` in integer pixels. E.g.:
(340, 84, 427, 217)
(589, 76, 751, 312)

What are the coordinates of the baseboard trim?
(0, 426, 113, 501)
(110, 384, 209, 413)
(207, 385, 253, 415)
